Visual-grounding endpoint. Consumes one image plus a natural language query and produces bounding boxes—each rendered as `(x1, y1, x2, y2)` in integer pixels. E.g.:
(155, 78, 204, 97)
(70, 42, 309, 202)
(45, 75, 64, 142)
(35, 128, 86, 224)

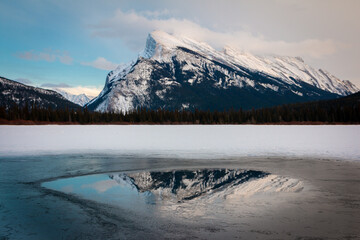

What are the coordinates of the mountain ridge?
(86, 31, 356, 112)
(0, 76, 81, 109)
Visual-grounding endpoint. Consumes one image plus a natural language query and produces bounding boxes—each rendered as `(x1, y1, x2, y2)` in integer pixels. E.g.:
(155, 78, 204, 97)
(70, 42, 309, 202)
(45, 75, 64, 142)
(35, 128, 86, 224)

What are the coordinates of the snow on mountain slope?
(0, 76, 81, 109)
(222, 46, 358, 96)
(54, 89, 92, 106)
(87, 31, 358, 113)
(111, 170, 303, 202)
(143, 31, 358, 95)
(110, 169, 270, 201)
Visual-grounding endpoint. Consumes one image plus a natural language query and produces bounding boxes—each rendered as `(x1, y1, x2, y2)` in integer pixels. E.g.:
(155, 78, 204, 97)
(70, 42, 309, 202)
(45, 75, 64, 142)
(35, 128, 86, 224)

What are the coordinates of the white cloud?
(90, 9, 338, 59)
(81, 57, 118, 70)
(17, 49, 73, 64)
(17, 50, 56, 62)
(140, 9, 170, 19)
(42, 83, 102, 98)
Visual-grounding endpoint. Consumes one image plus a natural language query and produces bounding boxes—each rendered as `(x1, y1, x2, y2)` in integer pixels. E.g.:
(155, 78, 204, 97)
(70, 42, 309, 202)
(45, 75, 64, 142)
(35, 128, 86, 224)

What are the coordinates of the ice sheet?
(0, 125, 359, 160)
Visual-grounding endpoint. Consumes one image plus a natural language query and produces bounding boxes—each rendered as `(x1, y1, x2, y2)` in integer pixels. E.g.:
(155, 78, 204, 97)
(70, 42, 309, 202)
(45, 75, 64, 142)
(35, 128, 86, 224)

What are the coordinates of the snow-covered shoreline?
(1, 125, 359, 160)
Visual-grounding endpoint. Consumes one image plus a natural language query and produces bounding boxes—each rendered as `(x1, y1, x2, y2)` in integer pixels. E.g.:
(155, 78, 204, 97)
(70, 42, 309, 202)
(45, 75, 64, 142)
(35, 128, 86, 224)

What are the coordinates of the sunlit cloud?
(60, 86, 102, 97)
(16, 49, 73, 64)
(41, 83, 102, 97)
(81, 57, 118, 70)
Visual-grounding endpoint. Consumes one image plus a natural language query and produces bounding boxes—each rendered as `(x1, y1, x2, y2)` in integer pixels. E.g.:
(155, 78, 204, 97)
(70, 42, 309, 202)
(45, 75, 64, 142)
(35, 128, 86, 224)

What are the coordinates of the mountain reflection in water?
(110, 169, 269, 201)
(42, 169, 270, 208)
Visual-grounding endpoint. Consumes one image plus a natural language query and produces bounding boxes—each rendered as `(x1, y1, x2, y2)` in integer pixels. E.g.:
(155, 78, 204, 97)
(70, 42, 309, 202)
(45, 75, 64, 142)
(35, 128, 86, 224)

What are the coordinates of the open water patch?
(41, 169, 304, 212)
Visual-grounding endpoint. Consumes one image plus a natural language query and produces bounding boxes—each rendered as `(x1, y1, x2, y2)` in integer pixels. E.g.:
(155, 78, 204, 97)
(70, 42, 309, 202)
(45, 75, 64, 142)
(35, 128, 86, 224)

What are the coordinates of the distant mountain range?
(0, 76, 80, 109)
(53, 89, 92, 106)
(86, 31, 359, 112)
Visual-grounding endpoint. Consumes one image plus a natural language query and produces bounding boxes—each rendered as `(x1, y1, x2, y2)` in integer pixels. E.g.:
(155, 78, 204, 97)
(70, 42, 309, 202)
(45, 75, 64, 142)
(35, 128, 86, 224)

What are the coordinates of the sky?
(0, 0, 359, 97)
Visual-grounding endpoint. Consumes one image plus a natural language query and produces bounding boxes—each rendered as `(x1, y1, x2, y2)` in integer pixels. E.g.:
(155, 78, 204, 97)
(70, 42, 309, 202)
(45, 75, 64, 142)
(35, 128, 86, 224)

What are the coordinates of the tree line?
(1, 98, 359, 124)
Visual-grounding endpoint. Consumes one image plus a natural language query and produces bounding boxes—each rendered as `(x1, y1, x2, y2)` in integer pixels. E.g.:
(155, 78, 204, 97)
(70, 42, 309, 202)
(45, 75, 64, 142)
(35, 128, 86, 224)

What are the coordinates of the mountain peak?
(149, 30, 181, 46)
(141, 31, 184, 59)
(141, 30, 217, 60)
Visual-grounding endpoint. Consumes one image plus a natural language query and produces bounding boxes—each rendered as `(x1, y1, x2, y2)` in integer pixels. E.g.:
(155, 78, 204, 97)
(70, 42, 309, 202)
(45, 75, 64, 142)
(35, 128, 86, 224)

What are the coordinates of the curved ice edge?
(221, 175, 304, 199)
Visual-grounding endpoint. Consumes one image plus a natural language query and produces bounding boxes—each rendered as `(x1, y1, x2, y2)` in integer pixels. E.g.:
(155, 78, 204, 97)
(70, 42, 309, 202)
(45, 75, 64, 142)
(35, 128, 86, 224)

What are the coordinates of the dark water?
(0, 154, 359, 239)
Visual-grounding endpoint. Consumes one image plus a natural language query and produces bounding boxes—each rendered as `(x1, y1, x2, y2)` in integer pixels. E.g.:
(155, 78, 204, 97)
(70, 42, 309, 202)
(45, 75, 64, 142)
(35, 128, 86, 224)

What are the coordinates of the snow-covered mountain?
(110, 169, 269, 201)
(54, 89, 92, 106)
(87, 31, 359, 112)
(0, 76, 81, 109)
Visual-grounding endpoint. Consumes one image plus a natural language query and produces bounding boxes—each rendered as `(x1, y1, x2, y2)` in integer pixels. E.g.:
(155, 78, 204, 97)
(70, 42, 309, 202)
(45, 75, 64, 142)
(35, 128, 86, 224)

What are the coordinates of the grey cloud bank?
(84, 0, 360, 86)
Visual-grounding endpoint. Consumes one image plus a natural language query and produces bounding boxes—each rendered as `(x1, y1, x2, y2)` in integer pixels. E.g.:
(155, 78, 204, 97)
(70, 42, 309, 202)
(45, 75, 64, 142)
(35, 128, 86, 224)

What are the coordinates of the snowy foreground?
(1, 125, 359, 160)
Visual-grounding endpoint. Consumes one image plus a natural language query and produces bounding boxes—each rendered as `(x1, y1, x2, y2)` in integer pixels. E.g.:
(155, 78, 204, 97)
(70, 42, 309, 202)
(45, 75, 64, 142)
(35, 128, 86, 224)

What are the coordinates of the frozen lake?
(0, 125, 359, 239)
(1, 125, 360, 160)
